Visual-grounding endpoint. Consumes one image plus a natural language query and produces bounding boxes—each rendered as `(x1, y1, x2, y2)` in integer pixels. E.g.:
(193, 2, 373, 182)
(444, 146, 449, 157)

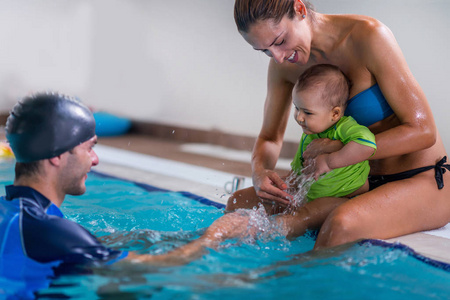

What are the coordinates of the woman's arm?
(361, 20, 436, 159)
(251, 60, 297, 205)
(311, 142, 375, 180)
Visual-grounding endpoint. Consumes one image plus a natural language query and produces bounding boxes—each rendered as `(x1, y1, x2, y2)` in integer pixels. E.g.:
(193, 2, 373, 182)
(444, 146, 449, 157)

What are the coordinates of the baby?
(290, 64, 377, 202)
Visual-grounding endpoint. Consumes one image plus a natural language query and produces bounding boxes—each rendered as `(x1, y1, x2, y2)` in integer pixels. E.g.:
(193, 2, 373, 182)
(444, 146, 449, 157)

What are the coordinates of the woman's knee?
(204, 212, 251, 242)
(226, 193, 239, 211)
(225, 187, 259, 211)
(225, 191, 243, 211)
(316, 206, 361, 248)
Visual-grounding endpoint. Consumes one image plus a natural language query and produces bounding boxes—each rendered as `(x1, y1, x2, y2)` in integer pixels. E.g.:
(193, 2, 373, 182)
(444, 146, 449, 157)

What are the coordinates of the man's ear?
(48, 155, 63, 167)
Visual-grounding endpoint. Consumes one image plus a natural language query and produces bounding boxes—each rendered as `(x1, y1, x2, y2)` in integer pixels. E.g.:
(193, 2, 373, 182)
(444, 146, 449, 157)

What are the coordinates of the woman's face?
(240, 14, 312, 65)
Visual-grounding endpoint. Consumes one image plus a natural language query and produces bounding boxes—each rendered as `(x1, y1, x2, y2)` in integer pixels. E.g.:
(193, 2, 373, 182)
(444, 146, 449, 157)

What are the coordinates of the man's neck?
(14, 177, 64, 207)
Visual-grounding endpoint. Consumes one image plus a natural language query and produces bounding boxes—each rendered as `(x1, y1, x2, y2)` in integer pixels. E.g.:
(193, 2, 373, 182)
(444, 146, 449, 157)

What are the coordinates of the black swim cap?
(5, 93, 96, 163)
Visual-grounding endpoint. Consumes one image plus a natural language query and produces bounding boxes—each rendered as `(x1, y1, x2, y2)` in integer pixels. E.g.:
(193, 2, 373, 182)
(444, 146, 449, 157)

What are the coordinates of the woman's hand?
(252, 169, 293, 206)
(302, 139, 343, 161)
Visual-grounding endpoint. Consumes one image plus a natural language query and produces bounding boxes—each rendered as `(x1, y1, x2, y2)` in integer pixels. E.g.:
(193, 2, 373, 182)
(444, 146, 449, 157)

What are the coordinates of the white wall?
(84, 0, 267, 137)
(0, 1, 93, 108)
(0, 0, 449, 150)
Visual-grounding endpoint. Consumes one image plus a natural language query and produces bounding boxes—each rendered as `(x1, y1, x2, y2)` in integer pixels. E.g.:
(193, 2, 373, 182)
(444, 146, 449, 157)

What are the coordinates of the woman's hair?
(295, 64, 352, 108)
(234, 0, 314, 33)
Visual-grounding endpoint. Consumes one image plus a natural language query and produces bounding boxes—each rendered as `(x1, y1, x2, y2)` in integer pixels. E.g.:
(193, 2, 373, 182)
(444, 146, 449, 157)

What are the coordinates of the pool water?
(1, 159, 450, 299)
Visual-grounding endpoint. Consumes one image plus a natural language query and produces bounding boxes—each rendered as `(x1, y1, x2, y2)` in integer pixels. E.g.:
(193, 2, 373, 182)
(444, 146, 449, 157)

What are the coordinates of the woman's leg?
(127, 212, 255, 266)
(226, 186, 286, 214)
(314, 170, 450, 249)
(276, 197, 347, 239)
(135, 196, 347, 265)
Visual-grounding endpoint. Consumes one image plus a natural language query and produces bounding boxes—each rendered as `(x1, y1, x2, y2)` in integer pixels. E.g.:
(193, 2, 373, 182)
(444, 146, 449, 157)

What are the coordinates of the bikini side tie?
(435, 156, 450, 190)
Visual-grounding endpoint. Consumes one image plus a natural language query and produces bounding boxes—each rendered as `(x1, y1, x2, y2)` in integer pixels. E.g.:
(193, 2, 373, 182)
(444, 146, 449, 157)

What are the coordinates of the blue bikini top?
(344, 83, 394, 127)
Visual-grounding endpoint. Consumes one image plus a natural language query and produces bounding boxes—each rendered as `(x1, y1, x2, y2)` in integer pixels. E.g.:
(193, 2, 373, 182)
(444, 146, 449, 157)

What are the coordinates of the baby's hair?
(295, 64, 352, 108)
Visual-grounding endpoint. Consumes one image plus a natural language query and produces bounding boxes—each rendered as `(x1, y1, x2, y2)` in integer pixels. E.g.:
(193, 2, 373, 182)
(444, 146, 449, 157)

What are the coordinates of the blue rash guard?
(0, 185, 127, 266)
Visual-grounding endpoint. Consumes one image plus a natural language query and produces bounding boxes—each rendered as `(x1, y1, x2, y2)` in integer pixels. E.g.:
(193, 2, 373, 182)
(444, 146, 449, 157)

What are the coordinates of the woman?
(227, 0, 450, 249)
(139, 1, 450, 265)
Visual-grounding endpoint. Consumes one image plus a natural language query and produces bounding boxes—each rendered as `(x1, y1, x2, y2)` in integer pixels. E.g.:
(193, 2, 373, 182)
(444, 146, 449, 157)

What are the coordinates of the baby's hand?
(312, 154, 332, 180)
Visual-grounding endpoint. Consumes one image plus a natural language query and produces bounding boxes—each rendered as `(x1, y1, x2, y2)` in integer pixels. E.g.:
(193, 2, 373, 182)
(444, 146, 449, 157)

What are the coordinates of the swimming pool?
(1, 158, 450, 299)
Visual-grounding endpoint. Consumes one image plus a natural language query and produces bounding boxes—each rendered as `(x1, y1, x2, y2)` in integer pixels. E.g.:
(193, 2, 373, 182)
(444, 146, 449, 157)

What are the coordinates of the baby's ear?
(331, 106, 342, 121)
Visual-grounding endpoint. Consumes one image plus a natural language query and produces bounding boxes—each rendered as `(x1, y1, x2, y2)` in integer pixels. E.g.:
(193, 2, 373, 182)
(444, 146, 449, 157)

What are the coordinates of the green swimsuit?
(291, 116, 377, 202)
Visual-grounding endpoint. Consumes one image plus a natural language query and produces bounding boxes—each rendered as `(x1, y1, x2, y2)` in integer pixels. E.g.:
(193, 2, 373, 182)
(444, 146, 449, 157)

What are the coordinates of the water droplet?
(283, 171, 314, 209)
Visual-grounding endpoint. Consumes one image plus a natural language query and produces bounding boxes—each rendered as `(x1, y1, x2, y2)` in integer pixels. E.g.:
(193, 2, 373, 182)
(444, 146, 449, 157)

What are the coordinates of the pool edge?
(361, 239, 450, 271)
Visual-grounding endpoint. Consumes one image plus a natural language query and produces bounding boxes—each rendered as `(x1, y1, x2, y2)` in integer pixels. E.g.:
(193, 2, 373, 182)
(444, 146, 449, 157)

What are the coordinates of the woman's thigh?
(316, 169, 450, 247)
(277, 196, 348, 239)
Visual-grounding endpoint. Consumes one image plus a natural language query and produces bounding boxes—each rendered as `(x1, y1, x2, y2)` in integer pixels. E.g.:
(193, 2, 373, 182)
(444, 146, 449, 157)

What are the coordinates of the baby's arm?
(311, 141, 375, 180)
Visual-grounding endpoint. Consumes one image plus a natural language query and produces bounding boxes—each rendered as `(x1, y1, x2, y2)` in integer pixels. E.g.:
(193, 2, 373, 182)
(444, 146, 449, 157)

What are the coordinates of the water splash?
(283, 166, 315, 210)
(214, 166, 316, 247)
(226, 204, 286, 247)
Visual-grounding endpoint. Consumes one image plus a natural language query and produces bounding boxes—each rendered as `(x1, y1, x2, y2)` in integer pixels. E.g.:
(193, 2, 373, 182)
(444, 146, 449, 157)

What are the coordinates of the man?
(0, 93, 129, 266)
(0, 93, 195, 298)
(0, 92, 197, 275)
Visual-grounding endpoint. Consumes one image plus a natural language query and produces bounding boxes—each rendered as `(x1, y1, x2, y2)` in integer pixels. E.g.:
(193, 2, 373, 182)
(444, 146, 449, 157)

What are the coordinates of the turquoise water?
(1, 159, 450, 299)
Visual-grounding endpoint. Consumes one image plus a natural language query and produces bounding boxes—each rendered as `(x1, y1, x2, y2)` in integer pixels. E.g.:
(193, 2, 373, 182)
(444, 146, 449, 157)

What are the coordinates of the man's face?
(60, 136, 99, 196)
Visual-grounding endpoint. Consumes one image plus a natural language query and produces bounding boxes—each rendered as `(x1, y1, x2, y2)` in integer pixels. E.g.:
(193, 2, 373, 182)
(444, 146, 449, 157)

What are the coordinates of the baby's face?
(292, 88, 339, 135)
